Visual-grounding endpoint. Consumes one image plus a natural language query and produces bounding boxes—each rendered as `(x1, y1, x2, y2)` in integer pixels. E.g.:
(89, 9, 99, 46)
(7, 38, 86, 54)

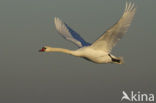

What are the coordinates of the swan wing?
(54, 17, 90, 47)
(91, 2, 136, 53)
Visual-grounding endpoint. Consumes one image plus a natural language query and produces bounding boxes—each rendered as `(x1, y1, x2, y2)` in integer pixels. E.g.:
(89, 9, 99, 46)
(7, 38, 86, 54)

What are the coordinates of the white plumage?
(39, 2, 136, 64)
(54, 17, 82, 47)
(91, 2, 136, 53)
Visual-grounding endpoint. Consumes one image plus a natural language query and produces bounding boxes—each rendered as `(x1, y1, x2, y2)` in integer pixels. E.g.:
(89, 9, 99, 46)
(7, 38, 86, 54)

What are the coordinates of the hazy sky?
(0, 0, 156, 103)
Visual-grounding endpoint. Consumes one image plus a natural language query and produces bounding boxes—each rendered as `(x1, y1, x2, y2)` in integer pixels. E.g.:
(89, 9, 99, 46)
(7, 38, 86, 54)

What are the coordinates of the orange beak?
(39, 47, 46, 52)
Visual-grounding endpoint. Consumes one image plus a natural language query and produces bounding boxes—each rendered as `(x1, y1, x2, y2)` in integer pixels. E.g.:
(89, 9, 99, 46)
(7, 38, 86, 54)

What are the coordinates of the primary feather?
(91, 2, 136, 53)
(54, 17, 90, 47)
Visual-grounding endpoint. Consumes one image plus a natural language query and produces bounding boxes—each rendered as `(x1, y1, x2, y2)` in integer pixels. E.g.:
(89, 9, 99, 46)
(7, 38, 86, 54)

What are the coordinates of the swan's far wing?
(54, 17, 90, 47)
(91, 2, 136, 53)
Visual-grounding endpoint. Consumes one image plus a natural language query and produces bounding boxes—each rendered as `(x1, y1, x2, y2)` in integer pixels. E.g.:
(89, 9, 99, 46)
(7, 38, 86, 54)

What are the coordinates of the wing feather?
(54, 17, 90, 47)
(91, 2, 136, 52)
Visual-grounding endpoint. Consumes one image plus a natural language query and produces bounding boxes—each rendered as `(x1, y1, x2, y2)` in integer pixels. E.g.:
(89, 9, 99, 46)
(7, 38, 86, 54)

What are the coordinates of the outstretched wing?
(54, 17, 90, 47)
(91, 2, 136, 53)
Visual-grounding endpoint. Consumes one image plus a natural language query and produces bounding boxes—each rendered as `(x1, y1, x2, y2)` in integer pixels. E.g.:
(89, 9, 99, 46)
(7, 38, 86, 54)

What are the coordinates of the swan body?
(42, 46, 113, 63)
(39, 2, 136, 64)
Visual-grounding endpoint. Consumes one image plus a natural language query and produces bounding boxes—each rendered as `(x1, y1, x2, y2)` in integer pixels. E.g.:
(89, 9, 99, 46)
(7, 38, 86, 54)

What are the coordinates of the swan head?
(39, 46, 52, 52)
(39, 47, 47, 52)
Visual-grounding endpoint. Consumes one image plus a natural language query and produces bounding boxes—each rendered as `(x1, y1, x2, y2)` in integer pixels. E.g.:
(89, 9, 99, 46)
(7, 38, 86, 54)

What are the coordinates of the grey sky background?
(0, 0, 156, 103)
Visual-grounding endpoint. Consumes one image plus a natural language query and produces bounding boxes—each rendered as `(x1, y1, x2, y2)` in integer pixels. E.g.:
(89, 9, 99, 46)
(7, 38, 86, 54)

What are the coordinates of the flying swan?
(39, 2, 136, 64)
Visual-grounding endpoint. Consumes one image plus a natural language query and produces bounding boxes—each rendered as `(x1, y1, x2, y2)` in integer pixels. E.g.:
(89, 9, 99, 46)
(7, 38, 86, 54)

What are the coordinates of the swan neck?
(48, 47, 78, 56)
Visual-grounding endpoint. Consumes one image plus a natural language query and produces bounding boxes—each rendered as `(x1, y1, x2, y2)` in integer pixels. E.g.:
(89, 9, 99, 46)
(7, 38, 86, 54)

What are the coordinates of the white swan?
(39, 2, 136, 64)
